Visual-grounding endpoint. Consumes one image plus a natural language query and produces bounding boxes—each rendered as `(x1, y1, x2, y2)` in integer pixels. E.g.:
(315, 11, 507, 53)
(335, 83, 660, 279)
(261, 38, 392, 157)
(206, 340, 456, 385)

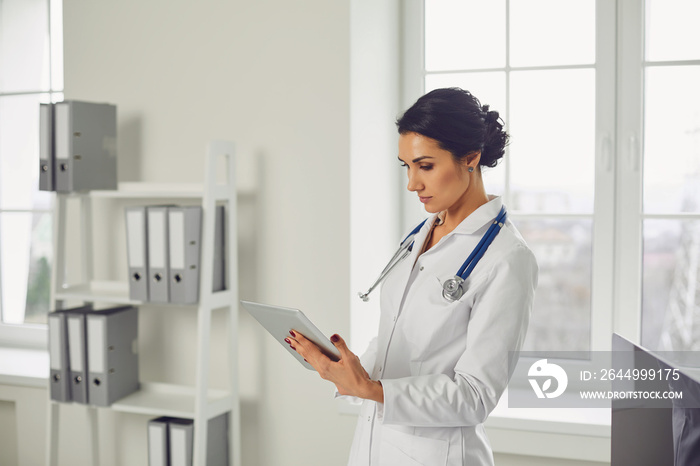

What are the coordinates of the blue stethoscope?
(358, 206, 507, 303)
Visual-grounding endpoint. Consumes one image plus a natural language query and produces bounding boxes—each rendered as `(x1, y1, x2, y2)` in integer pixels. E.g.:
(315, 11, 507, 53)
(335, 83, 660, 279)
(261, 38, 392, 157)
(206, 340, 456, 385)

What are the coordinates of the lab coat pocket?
(380, 428, 448, 466)
(402, 275, 474, 355)
(409, 360, 422, 376)
(425, 272, 487, 312)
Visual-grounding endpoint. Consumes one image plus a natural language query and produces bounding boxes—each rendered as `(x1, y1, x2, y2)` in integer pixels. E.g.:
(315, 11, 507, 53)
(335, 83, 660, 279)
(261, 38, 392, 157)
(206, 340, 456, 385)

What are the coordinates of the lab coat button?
(419, 266, 424, 271)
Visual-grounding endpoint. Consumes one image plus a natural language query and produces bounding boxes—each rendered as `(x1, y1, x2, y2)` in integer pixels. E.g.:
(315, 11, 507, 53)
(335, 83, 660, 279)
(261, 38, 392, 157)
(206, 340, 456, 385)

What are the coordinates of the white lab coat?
(346, 196, 538, 466)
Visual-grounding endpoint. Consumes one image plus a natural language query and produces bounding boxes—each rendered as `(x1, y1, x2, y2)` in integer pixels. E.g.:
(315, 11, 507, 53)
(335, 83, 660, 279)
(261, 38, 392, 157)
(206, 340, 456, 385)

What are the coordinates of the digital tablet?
(241, 300, 341, 370)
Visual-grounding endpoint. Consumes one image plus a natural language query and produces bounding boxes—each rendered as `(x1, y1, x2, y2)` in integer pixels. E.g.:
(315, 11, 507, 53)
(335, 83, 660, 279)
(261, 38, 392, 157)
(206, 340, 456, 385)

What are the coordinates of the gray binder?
(86, 305, 139, 407)
(49, 305, 94, 402)
(48, 310, 71, 402)
(54, 100, 117, 193)
(148, 417, 172, 466)
(39, 103, 56, 191)
(169, 418, 194, 466)
(152, 414, 228, 466)
(147, 206, 170, 303)
(206, 413, 230, 466)
(126, 206, 149, 301)
(66, 307, 94, 404)
(168, 206, 202, 304)
(212, 205, 226, 292)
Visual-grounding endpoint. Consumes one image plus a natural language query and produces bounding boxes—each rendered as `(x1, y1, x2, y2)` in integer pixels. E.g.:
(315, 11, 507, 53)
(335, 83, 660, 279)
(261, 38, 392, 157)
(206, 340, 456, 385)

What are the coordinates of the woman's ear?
(465, 151, 481, 171)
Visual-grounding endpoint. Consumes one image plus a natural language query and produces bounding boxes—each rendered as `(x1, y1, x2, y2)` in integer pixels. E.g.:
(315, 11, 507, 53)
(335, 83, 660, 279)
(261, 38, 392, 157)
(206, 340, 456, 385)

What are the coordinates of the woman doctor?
(286, 87, 538, 466)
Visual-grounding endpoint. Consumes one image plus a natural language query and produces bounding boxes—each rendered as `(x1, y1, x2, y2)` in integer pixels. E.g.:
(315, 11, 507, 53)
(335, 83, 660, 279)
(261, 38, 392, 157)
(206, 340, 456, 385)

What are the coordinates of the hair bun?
(480, 104, 497, 125)
(481, 107, 508, 168)
(396, 87, 509, 169)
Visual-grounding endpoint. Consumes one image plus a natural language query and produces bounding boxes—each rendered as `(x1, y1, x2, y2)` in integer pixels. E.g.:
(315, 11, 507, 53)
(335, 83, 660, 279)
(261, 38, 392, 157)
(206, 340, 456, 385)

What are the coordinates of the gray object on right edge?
(86, 305, 139, 407)
(53, 100, 117, 193)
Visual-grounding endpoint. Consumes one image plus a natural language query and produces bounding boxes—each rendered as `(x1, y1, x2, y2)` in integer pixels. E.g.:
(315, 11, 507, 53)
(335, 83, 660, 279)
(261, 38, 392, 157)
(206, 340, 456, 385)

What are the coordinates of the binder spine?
(147, 207, 171, 303)
(67, 313, 89, 404)
(39, 103, 56, 191)
(148, 415, 229, 466)
(148, 417, 172, 466)
(126, 207, 149, 302)
(48, 312, 71, 402)
(169, 206, 202, 304)
(54, 102, 72, 193)
(86, 314, 107, 406)
(169, 419, 194, 466)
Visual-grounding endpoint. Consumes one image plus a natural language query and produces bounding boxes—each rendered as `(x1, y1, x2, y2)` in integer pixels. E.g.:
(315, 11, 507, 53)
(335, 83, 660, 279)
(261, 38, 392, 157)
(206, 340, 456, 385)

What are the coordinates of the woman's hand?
(285, 331, 384, 403)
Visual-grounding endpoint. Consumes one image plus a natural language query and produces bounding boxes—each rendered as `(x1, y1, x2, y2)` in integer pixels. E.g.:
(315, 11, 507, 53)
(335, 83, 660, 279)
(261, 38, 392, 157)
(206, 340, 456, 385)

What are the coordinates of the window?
(627, 0, 700, 351)
(0, 0, 63, 346)
(402, 0, 613, 352)
(388, 0, 700, 354)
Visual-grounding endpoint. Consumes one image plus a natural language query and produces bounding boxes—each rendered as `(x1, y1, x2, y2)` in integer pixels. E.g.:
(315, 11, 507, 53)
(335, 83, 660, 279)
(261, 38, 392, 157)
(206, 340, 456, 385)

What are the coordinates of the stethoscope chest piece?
(442, 276, 465, 302)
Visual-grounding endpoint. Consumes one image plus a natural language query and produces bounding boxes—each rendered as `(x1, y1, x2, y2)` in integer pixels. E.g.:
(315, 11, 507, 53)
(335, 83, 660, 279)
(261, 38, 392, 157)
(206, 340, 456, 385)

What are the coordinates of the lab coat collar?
(409, 195, 503, 262)
(408, 196, 503, 265)
(439, 195, 504, 236)
(452, 195, 503, 235)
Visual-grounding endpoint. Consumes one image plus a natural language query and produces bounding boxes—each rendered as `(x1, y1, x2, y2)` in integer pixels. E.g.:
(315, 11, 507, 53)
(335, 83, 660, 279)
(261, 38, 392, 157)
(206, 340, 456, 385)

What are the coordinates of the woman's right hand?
(286, 331, 384, 403)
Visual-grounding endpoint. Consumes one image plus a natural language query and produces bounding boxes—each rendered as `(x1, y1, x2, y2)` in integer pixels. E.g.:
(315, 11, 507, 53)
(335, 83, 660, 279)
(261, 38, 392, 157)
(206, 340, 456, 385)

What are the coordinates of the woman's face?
(398, 132, 476, 214)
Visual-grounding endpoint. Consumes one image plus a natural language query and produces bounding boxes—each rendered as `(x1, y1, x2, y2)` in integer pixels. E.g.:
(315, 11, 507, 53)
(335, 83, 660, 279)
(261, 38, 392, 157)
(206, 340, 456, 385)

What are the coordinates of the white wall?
(0, 399, 18, 465)
(59, 0, 355, 465)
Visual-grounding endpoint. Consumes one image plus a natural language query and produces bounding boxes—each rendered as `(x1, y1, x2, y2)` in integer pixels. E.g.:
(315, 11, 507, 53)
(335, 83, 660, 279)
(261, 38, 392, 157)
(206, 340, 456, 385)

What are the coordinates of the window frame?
(614, 0, 645, 344)
(0, 0, 63, 350)
(616, 0, 700, 349)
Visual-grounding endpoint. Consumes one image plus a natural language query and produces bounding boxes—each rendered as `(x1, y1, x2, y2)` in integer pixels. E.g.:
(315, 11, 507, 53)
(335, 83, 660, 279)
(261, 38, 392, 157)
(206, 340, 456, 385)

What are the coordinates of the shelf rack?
(46, 141, 241, 466)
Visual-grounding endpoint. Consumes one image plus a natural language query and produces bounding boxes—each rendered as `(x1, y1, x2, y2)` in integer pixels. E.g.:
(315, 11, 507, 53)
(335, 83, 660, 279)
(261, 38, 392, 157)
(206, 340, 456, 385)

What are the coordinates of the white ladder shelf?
(46, 141, 241, 466)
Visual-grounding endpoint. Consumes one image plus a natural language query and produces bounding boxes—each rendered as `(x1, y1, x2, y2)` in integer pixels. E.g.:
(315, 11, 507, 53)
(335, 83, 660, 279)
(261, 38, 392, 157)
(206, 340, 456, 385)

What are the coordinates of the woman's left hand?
(286, 331, 384, 403)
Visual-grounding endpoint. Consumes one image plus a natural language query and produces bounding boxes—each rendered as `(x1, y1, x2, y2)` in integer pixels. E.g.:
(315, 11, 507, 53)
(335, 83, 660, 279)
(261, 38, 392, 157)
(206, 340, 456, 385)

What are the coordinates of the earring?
(468, 167, 475, 173)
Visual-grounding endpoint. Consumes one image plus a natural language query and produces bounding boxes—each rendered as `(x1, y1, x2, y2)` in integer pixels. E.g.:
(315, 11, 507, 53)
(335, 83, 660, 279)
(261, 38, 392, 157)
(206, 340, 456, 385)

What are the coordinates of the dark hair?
(396, 87, 508, 168)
